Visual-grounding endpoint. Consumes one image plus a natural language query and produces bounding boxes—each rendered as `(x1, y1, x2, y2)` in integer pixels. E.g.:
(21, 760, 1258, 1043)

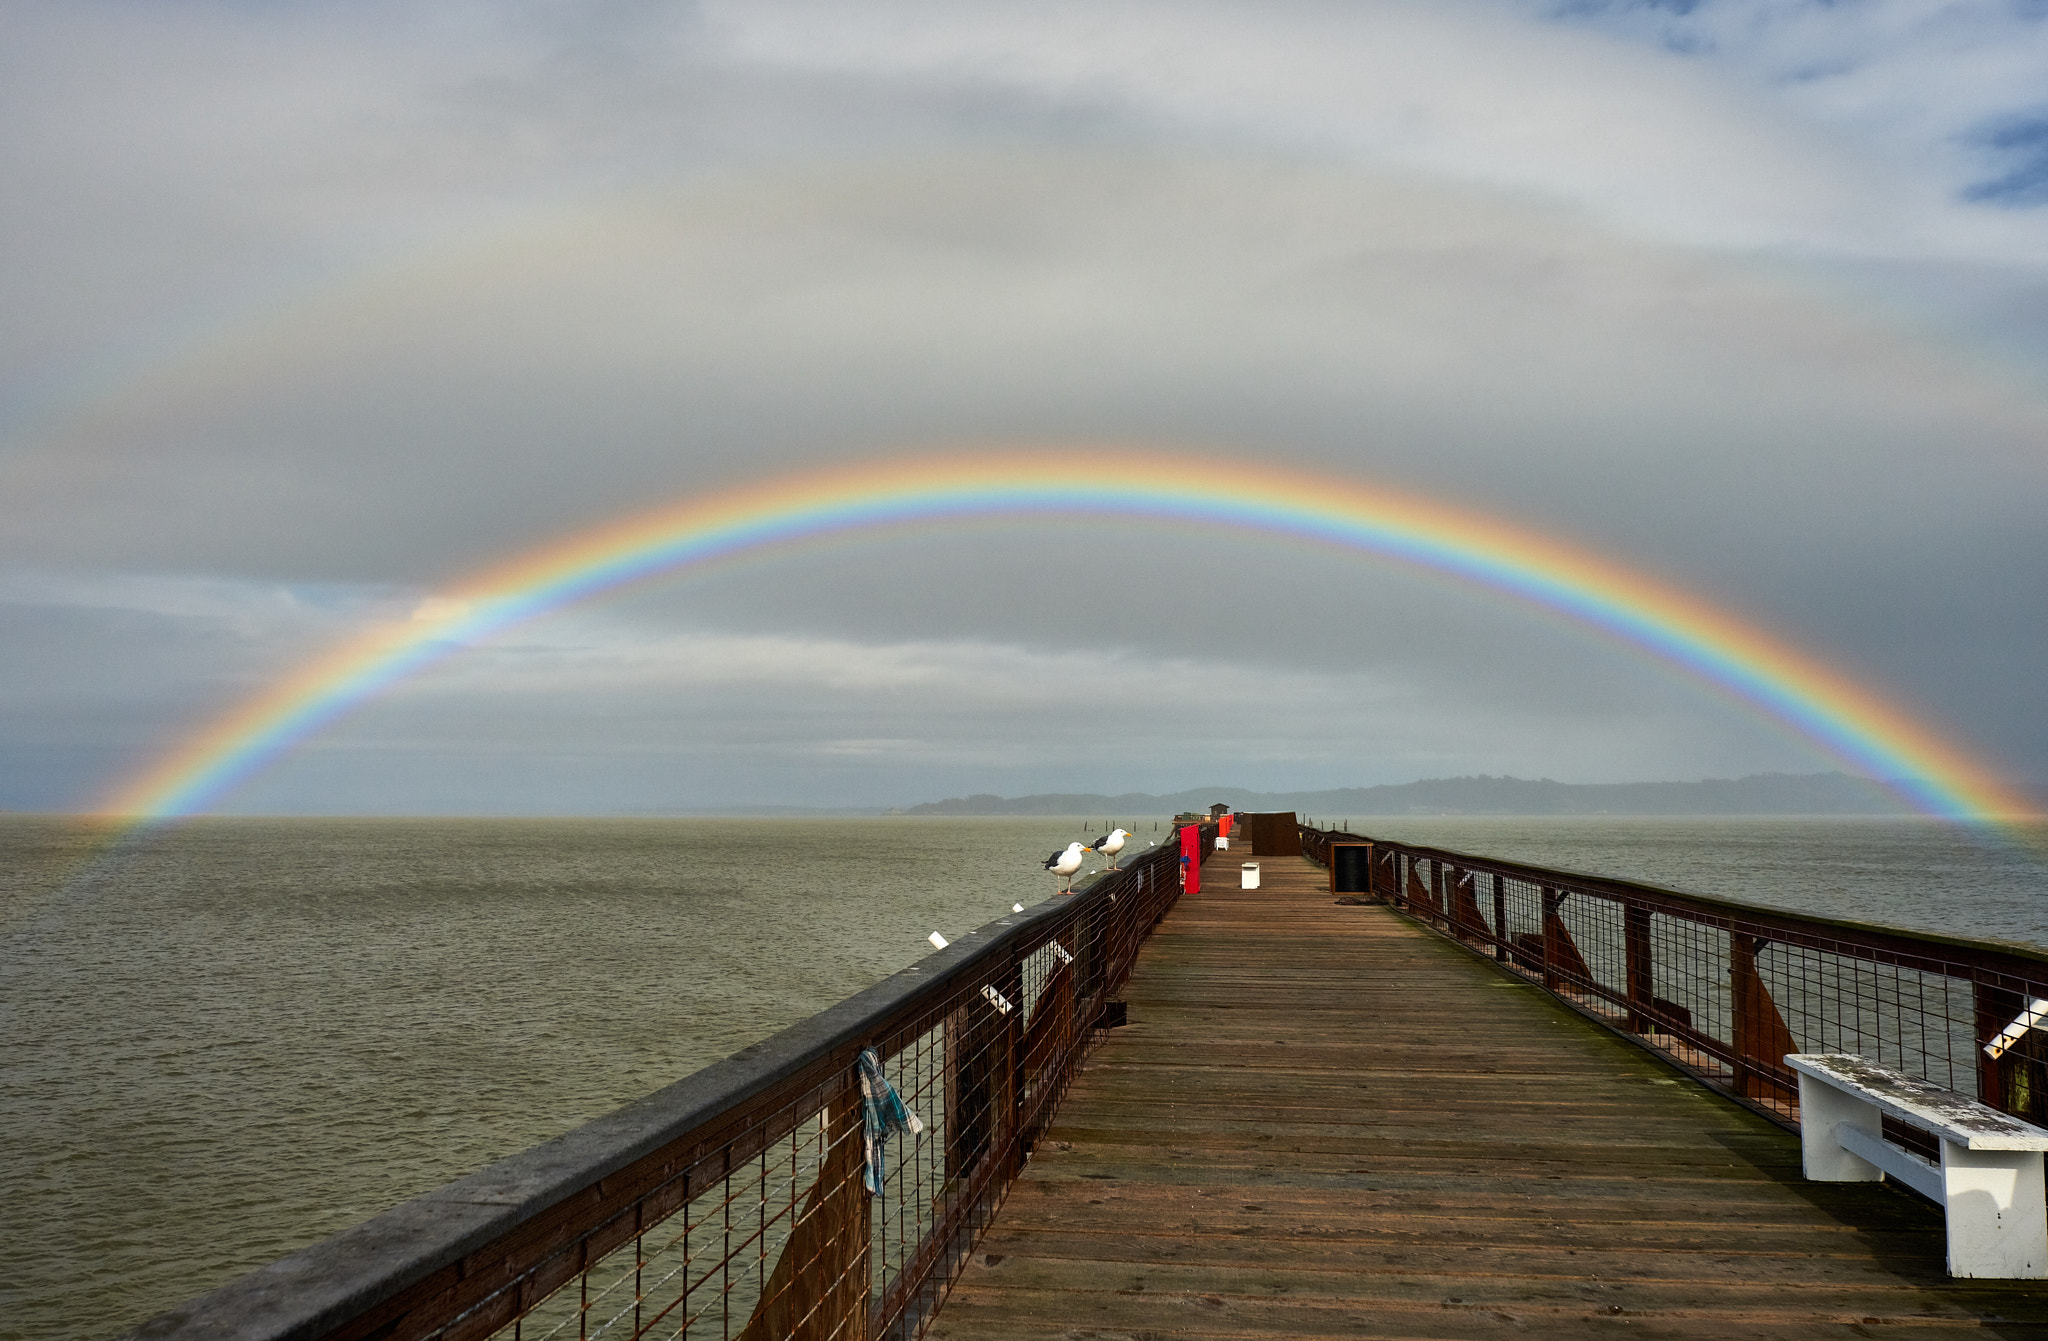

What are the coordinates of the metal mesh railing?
(1302, 825, 2048, 1129)
(123, 827, 1210, 1341)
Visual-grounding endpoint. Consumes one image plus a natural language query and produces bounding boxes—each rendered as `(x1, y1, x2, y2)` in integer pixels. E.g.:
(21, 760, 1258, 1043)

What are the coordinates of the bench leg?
(1798, 1071, 1881, 1182)
(1941, 1145, 2048, 1279)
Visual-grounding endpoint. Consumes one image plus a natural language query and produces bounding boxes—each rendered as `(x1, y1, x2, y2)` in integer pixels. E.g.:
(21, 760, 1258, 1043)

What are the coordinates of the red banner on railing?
(1179, 823, 1202, 895)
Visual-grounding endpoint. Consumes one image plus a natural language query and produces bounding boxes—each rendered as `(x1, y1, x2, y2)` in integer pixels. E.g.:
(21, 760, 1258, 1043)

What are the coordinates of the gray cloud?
(0, 0, 2043, 812)
(185, 589, 1830, 814)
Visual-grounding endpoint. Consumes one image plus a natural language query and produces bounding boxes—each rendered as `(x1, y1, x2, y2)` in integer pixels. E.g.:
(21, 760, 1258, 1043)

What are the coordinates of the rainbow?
(99, 448, 2032, 821)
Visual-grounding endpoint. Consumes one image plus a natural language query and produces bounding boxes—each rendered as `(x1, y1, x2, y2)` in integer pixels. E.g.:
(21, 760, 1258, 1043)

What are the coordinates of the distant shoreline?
(900, 772, 1927, 818)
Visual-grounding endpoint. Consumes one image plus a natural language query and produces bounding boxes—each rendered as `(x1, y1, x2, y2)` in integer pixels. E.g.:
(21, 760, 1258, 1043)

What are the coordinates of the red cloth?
(1178, 823, 1202, 895)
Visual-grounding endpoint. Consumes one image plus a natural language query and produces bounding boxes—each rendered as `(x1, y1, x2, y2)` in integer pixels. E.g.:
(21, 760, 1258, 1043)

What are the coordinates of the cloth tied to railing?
(858, 1047, 924, 1196)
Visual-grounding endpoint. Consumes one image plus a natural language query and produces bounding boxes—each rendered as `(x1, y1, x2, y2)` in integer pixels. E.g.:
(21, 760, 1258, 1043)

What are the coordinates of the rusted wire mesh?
(1300, 826, 2048, 1130)
(127, 828, 1207, 1341)
(470, 849, 1187, 1341)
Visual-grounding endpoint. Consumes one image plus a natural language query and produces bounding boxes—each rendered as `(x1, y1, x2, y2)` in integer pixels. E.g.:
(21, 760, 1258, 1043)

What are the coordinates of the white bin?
(1215, 835, 1230, 850)
(1240, 862, 1261, 890)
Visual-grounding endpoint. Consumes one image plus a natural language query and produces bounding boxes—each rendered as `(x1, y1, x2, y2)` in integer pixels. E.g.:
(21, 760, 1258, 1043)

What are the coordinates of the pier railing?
(123, 827, 1208, 1341)
(1300, 824, 2048, 1133)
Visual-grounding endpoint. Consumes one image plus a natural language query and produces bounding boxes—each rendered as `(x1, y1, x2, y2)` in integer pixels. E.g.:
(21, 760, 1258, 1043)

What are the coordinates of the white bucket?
(1240, 862, 1261, 890)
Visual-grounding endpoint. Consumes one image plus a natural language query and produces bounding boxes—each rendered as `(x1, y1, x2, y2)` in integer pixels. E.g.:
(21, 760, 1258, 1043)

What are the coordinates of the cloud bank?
(1, 0, 2043, 812)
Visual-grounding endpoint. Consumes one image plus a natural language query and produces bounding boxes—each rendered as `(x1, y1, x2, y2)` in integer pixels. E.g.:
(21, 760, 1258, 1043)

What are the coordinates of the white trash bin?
(1215, 835, 1230, 850)
(1241, 862, 1260, 890)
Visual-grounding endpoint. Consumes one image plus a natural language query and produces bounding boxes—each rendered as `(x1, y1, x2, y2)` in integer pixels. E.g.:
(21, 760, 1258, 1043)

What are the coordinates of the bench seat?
(1788, 1053, 2048, 1278)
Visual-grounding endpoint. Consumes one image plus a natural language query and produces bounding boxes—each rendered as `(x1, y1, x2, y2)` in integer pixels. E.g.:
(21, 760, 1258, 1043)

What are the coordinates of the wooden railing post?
(1729, 933, 1798, 1102)
(1083, 885, 1108, 1002)
(1450, 867, 1488, 943)
(1404, 859, 1439, 920)
(737, 1080, 870, 1341)
(1976, 978, 2047, 1122)
(1003, 945, 1026, 1178)
(1978, 978, 2012, 1113)
(1491, 874, 1507, 962)
(1624, 903, 1654, 1031)
(1542, 890, 1594, 994)
(1540, 886, 1561, 991)
(1020, 931, 1077, 1141)
(946, 995, 1003, 1182)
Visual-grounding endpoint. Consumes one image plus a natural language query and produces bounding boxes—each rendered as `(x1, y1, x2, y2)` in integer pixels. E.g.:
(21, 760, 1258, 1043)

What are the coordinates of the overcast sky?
(2, 0, 2045, 814)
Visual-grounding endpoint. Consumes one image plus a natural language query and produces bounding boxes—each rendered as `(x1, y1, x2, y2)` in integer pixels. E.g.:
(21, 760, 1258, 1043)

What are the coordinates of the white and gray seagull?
(1043, 841, 1087, 894)
(1087, 827, 1133, 870)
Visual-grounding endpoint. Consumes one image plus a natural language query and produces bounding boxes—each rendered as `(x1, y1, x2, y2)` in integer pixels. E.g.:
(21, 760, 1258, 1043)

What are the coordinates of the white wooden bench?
(1788, 1053, 2048, 1278)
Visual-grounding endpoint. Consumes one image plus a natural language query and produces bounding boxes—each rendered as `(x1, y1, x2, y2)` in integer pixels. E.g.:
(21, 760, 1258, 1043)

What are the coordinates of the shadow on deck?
(930, 853, 2048, 1339)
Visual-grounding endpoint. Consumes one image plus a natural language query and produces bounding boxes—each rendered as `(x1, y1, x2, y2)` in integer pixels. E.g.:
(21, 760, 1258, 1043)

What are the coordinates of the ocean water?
(1, 814, 2043, 1340)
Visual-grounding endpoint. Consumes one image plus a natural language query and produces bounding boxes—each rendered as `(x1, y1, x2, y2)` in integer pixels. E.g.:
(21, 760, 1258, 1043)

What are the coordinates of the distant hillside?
(905, 772, 1916, 817)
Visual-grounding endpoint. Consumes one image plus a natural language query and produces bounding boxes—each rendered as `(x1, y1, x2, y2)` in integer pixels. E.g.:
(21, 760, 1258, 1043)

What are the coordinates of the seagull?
(1043, 841, 1087, 894)
(1087, 827, 1133, 870)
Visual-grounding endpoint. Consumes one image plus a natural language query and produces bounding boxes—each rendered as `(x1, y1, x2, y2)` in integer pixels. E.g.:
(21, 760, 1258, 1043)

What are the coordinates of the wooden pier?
(127, 828, 2048, 1341)
(931, 852, 2048, 1339)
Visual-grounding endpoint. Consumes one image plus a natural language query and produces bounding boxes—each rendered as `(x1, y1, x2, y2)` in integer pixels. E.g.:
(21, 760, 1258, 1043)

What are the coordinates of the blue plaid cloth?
(858, 1048, 923, 1196)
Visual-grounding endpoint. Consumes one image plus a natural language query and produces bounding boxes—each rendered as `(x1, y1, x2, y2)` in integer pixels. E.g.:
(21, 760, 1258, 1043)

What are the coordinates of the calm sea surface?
(2, 814, 2044, 1340)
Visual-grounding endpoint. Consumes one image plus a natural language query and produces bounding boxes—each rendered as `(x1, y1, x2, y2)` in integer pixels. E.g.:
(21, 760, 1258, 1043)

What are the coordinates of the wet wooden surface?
(931, 852, 2048, 1339)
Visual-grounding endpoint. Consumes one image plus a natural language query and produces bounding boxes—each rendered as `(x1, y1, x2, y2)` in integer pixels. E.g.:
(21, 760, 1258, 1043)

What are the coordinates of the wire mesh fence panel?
(484, 1076, 869, 1341)
(122, 828, 1207, 1341)
(173, 816, 2048, 1337)
(868, 1022, 944, 1319)
(486, 852, 1186, 1341)
(1312, 827, 2048, 1133)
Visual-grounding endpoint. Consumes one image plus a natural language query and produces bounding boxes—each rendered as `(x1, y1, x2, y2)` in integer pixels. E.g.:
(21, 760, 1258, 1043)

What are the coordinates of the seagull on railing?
(1087, 827, 1132, 870)
(1043, 841, 1087, 894)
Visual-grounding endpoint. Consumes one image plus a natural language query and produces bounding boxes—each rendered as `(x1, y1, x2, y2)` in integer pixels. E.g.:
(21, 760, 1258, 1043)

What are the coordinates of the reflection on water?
(0, 814, 2040, 1339)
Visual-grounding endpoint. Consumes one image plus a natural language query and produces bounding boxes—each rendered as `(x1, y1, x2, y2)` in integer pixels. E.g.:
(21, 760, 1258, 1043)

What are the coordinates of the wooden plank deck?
(931, 851, 2048, 1339)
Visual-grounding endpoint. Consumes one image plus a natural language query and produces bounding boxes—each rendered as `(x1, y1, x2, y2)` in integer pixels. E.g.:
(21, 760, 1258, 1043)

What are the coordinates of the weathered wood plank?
(927, 852, 2048, 1338)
